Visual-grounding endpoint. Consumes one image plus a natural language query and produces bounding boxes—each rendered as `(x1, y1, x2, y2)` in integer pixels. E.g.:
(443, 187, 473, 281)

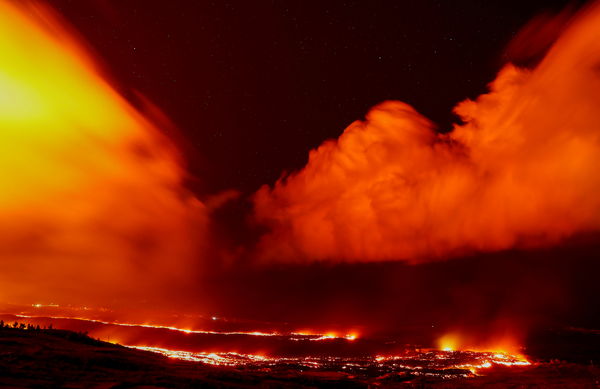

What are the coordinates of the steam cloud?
(0, 1, 207, 304)
(253, 2, 600, 263)
(3, 0, 600, 313)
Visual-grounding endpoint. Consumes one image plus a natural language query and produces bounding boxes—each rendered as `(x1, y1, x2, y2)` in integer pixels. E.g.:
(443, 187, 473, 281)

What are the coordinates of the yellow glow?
(14, 312, 356, 342)
(126, 344, 530, 372)
(438, 333, 458, 352)
(0, 0, 206, 304)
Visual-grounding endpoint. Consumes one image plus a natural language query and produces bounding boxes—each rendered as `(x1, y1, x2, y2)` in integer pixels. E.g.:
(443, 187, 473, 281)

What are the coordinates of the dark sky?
(33, 0, 600, 340)
(47, 0, 582, 195)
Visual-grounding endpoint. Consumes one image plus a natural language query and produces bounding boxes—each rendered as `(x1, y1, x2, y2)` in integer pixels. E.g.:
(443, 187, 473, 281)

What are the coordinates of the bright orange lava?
(437, 332, 529, 362)
(128, 344, 530, 374)
(13, 307, 358, 341)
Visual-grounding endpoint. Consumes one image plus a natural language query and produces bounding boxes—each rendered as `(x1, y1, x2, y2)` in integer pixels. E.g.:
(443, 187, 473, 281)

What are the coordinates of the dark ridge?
(1, 323, 599, 387)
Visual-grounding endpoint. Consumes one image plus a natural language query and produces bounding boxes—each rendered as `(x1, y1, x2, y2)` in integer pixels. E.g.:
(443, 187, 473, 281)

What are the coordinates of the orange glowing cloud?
(253, 2, 600, 263)
(0, 1, 207, 303)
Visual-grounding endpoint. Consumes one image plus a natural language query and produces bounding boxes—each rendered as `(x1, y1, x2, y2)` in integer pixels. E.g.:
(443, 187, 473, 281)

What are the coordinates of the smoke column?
(0, 1, 207, 304)
(254, 2, 600, 263)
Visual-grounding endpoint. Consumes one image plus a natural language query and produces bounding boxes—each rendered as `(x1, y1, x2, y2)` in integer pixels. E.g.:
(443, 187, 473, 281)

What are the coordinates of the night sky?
(12, 0, 598, 341)
(47, 0, 582, 195)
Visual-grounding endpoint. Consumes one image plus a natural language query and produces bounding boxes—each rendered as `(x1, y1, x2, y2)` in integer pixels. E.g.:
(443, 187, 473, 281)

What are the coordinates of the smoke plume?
(0, 1, 207, 304)
(254, 2, 600, 263)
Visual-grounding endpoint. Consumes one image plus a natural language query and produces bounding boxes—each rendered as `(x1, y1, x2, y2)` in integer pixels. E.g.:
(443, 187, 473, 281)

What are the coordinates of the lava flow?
(2, 309, 532, 380)
(1, 302, 532, 379)
(0, 0, 599, 386)
(126, 345, 530, 379)
(0, 302, 363, 359)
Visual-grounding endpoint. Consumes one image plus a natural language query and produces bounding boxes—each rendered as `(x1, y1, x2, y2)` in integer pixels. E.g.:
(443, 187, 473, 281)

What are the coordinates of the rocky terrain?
(1, 325, 599, 388)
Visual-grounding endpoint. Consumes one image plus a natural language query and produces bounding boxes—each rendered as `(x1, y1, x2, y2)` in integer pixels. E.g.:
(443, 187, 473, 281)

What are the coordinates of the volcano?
(1, 0, 599, 387)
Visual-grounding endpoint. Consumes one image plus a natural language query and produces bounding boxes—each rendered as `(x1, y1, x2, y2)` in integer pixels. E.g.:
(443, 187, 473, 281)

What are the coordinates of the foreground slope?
(1, 326, 599, 388)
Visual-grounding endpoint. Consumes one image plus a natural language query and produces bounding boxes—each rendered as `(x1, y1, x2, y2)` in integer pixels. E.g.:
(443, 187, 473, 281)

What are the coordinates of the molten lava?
(0, 1, 598, 385)
(437, 332, 527, 360)
(127, 344, 530, 379)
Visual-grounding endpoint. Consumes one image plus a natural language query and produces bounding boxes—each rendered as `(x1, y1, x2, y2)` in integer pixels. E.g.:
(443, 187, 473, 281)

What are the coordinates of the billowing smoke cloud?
(0, 1, 208, 304)
(253, 2, 600, 263)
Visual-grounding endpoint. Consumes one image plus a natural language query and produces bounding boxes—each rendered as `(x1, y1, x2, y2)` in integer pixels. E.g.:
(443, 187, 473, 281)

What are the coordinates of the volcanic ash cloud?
(0, 1, 208, 304)
(253, 2, 600, 263)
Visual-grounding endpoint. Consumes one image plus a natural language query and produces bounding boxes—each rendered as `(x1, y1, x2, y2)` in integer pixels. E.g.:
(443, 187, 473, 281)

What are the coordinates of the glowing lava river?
(0, 303, 531, 382)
